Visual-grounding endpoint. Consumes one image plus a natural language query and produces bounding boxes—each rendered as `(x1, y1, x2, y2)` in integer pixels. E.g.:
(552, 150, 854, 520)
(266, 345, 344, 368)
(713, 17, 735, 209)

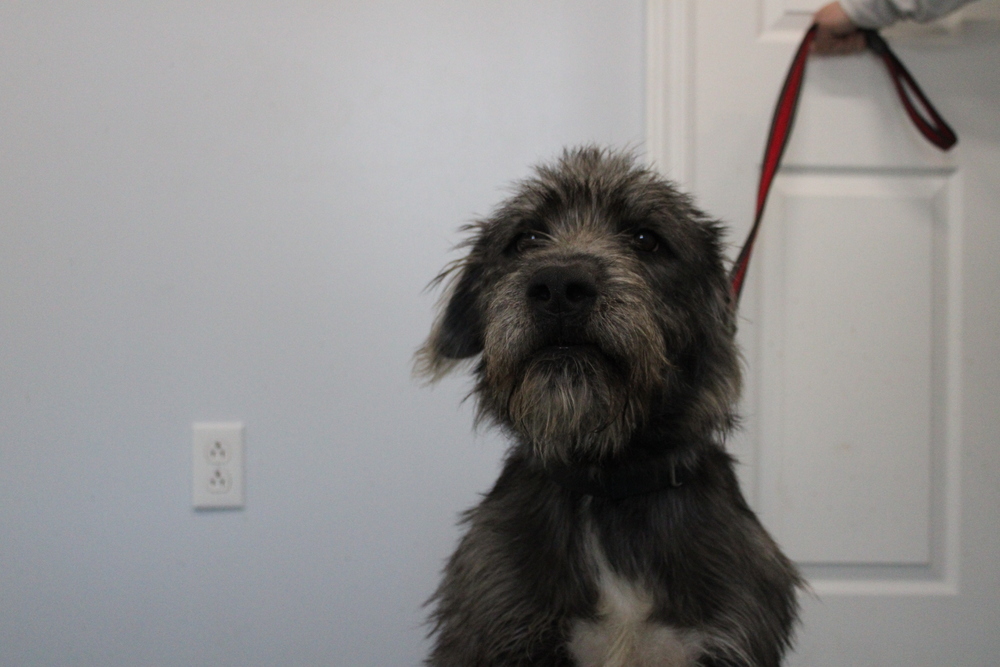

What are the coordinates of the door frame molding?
(645, 0, 693, 188)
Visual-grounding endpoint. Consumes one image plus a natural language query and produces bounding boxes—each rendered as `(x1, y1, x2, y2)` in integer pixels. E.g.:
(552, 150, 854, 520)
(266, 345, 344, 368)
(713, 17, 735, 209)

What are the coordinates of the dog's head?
(417, 147, 740, 465)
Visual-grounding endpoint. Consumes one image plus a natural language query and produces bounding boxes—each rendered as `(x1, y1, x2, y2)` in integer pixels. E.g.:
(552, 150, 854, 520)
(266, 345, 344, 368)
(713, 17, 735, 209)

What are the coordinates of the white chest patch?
(567, 539, 703, 667)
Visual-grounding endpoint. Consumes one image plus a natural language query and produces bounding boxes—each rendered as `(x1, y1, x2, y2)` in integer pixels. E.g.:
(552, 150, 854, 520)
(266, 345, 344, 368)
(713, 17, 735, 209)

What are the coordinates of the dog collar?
(546, 458, 694, 501)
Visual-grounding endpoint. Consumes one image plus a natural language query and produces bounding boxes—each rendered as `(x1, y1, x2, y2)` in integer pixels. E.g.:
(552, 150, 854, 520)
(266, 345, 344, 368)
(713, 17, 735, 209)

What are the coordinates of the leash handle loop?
(862, 30, 958, 151)
(728, 25, 957, 304)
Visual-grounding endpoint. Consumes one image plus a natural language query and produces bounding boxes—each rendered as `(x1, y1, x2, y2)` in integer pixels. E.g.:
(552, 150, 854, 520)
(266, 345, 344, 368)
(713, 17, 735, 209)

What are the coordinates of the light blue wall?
(0, 2, 645, 664)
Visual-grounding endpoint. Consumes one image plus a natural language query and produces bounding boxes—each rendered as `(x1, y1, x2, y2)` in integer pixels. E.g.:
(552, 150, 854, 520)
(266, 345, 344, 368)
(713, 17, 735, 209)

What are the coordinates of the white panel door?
(647, 1, 1000, 664)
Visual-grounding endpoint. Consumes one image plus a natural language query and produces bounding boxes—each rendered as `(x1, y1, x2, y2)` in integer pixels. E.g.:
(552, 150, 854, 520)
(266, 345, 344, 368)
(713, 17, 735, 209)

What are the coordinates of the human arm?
(812, 0, 979, 55)
(839, 0, 978, 29)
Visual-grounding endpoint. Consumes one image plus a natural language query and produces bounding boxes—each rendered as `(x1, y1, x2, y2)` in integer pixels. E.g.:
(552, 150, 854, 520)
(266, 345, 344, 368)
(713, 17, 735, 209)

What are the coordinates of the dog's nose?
(526, 265, 598, 319)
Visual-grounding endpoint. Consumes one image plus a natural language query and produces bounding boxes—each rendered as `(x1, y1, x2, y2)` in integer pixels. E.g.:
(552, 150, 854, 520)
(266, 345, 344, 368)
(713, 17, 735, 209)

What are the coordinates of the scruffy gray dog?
(416, 147, 800, 667)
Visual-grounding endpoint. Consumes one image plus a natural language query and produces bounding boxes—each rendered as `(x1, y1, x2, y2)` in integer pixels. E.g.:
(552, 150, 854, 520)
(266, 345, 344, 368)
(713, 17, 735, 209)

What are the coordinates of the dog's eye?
(511, 231, 545, 254)
(632, 229, 660, 253)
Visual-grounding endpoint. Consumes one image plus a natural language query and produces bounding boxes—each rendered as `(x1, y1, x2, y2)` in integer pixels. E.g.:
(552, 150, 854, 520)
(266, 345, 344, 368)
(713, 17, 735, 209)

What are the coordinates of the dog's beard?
(477, 269, 675, 464)
(500, 347, 641, 464)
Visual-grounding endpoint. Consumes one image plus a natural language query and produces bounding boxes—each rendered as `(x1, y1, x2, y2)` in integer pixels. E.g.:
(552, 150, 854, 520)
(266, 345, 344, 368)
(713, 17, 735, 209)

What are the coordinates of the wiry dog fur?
(417, 147, 801, 667)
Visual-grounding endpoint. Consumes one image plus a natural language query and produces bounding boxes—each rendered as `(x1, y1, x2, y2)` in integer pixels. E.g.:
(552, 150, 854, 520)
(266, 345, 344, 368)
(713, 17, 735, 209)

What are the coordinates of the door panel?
(758, 171, 959, 588)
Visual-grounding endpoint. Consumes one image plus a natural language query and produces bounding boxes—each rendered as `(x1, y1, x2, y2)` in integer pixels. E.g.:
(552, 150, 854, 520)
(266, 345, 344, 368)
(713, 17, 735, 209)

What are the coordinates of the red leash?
(728, 25, 957, 304)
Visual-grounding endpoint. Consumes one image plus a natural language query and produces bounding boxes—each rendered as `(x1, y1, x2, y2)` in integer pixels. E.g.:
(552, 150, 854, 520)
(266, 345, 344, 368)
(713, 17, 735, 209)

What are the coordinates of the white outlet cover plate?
(192, 421, 245, 509)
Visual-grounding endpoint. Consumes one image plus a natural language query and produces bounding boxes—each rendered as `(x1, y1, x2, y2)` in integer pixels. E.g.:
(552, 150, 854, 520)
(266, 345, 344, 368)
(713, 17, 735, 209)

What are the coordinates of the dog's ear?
(414, 259, 485, 381)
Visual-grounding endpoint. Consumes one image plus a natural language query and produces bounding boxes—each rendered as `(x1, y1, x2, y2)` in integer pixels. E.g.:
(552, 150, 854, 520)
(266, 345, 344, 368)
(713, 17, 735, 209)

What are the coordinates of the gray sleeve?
(838, 0, 978, 28)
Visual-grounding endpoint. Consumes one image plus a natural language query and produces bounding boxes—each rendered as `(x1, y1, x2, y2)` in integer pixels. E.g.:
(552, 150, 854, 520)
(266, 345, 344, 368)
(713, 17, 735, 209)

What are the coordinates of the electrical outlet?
(205, 438, 230, 465)
(207, 467, 232, 494)
(192, 422, 244, 509)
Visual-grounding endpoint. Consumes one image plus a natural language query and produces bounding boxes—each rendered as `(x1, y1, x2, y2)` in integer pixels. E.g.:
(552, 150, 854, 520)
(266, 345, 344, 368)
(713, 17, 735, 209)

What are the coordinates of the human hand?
(812, 1, 867, 55)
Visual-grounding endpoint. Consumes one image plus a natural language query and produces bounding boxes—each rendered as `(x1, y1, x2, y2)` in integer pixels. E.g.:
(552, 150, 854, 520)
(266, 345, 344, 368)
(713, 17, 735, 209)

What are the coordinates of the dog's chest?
(567, 536, 701, 667)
